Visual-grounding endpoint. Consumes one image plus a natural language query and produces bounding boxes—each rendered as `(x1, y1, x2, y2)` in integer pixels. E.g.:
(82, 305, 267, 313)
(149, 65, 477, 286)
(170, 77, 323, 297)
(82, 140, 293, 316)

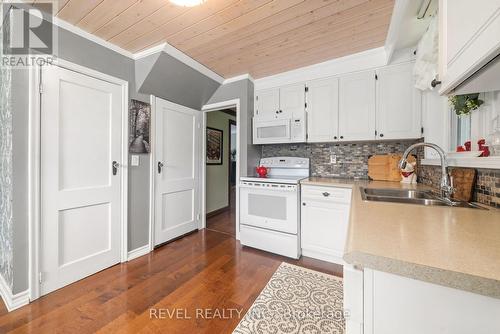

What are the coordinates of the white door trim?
(148, 95, 156, 251)
(201, 99, 241, 241)
(28, 59, 129, 301)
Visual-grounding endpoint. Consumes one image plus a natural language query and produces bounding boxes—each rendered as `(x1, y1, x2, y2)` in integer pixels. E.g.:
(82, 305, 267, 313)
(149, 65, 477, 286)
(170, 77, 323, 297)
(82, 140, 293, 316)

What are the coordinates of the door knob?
(112, 161, 120, 175)
(158, 161, 164, 174)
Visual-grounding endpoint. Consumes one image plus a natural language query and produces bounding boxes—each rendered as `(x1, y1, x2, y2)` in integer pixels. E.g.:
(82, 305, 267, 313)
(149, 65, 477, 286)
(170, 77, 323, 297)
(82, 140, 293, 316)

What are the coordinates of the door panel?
(280, 83, 305, 118)
(155, 98, 201, 246)
(41, 66, 123, 296)
(376, 63, 422, 139)
(307, 77, 339, 142)
(339, 71, 376, 141)
(255, 88, 279, 118)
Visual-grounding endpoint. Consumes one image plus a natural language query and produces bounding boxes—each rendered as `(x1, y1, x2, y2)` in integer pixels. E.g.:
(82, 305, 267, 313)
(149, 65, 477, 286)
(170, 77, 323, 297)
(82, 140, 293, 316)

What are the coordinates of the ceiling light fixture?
(170, 0, 206, 7)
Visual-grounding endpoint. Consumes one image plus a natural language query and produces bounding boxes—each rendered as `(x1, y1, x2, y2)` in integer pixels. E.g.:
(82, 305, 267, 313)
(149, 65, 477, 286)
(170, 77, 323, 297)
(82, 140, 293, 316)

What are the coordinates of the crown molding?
(51, 17, 135, 59)
(133, 42, 224, 83)
(223, 74, 254, 85)
(21, 3, 225, 83)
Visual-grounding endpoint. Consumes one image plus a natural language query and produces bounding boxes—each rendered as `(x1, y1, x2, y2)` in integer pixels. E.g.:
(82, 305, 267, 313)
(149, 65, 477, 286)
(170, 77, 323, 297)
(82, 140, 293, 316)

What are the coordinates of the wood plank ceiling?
(39, 0, 395, 79)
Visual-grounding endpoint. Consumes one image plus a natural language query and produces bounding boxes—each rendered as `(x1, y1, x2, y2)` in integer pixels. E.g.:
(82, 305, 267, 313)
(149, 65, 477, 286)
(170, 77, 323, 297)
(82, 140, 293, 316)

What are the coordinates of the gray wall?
(136, 52, 220, 110)
(207, 80, 260, 177)
(8, 18, 230, 293)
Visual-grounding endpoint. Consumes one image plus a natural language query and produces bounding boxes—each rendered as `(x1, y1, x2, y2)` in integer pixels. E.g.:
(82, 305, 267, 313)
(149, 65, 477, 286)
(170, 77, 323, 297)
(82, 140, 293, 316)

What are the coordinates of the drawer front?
(301, 185, 352, 204)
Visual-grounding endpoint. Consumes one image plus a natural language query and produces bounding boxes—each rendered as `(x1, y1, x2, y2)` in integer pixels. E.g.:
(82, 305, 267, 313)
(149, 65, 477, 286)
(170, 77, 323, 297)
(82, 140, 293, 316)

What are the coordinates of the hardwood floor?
(206, 186, 236, 237)
(0, 229, 342, 334)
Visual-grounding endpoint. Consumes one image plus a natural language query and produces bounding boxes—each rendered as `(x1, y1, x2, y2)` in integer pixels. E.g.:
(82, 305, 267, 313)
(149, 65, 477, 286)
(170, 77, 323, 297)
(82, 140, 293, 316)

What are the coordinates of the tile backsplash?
(418, 165, 500, 208)
(261, 141, 499, 208)
(261, 140, 421, 178)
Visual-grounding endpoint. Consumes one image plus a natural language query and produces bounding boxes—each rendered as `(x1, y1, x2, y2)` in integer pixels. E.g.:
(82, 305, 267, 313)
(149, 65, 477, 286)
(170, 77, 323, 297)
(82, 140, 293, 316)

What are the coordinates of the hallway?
(206, 186, 236, 237)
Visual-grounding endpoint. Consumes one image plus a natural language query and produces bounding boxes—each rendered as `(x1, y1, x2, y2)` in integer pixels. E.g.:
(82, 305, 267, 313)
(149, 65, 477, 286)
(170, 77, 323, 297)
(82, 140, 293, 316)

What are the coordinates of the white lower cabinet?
(300, 185, 351, 264)
(344, 268, 500, 334)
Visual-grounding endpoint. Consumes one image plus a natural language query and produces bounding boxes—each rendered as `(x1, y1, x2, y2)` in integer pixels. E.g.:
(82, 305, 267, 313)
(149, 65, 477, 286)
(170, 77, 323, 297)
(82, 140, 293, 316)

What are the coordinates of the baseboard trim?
(127, 245, 151, 261)
(302, 249, 346, 266)
(206, 206, 229, 218)
(0, 274, 30, 312)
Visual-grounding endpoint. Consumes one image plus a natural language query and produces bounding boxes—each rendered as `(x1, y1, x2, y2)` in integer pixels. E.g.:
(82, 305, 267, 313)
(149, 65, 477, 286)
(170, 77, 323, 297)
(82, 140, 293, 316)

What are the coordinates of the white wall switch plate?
(131, 155, 140, 166)
(330, 154, 337, 164)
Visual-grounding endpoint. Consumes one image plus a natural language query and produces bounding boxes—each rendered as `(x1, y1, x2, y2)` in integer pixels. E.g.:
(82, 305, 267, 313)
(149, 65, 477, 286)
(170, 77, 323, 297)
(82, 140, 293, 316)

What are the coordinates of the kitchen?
(0, 0, 499, 333)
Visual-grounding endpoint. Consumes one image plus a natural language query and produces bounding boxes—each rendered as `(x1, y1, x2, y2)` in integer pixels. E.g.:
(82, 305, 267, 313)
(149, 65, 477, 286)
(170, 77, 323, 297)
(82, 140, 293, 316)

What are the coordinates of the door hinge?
(375, 74, 378, 80)
(421, 126, 424, 134)
(39, 83, 43, 94)
(375, 130, 378, 136)
(197, 123, 201, 129)
(38, 272, 43, 283)
(305, 102, 307, 108)
(196, 213, 200, 221)
(306, 134, 308, 140)
(256, 95, 258, 101)
(305, 86, 309, 92)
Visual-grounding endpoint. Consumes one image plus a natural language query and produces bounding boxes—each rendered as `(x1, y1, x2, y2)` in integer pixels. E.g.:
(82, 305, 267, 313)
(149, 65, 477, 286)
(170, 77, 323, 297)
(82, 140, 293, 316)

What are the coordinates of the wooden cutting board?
(450, 168, 477, 202)
(368, 154, 416, 182)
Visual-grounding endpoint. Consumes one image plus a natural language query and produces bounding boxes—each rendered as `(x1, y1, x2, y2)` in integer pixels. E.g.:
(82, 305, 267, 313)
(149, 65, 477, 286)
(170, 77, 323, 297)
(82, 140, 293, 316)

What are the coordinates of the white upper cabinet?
(255, 88, 279, 119)
(376, 63, 422, 140)
(339, 70, 376, 141)
(306, 78, 339, 142)
(255, 84, 305, 120)
(280, 83, 305, 118)
(439, 0, 500, 93)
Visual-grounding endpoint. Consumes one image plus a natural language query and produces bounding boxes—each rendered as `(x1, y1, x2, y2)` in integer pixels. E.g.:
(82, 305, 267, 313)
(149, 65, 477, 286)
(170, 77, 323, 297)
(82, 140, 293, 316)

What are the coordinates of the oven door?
(253, 118, 290, 144)
(239, 181, 298, 234)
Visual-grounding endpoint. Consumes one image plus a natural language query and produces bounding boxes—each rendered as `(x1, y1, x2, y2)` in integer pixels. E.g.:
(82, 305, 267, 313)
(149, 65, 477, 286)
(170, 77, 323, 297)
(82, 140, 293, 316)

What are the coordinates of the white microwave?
(253, 117, 305, 144)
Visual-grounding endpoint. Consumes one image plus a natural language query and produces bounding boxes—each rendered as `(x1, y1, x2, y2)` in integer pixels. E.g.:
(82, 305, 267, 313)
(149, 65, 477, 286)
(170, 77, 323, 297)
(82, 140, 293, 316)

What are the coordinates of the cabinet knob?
(380, 133, 384, 138)
(334, 136, 338, 140)
(302, 202, 306, 206)
(340, 136, 344, 139)
(322, 192, 330, 197)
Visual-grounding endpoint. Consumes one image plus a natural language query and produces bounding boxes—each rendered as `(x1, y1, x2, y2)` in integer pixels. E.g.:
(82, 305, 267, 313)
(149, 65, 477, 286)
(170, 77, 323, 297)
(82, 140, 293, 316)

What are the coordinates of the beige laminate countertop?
(301, 177, 500, 299)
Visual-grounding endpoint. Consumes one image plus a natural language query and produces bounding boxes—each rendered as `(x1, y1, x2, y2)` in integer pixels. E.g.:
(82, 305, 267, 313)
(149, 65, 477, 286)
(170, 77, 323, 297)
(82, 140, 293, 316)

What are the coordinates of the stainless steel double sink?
(360, 187, 487, 210)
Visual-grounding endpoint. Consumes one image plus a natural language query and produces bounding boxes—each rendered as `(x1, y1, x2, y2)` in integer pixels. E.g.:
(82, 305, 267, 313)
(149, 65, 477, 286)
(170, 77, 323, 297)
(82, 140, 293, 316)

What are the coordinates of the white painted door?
(376, 63, 422, 140)
(40, 66, 124, 295)
(306, 77, 339, 142)
(339, 71, 376, 141)
(255, 88, 279, 119)
(155, 98, 201, 246)
(280, 83, 305, 118)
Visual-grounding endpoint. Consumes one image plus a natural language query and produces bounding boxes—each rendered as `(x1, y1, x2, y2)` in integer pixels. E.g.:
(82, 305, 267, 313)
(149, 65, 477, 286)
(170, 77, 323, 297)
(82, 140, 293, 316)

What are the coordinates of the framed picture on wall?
(129, 99, 151, 153)
(206, 127, 223, 165)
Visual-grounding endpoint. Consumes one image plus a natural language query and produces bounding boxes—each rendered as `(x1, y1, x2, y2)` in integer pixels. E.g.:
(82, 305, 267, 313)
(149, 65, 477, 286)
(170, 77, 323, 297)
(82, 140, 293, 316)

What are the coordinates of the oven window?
(248, 194, 287, 220)
(257, 125, 287, 139)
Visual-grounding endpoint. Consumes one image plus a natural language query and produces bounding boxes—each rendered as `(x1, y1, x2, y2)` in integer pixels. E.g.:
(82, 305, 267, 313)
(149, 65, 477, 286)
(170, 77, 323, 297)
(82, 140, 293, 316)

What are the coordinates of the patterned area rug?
(233, 262, 345, 334)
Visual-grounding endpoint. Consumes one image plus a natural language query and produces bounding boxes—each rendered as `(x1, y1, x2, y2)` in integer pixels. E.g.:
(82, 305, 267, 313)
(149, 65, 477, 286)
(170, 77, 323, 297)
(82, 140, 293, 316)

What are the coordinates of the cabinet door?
(280, 83, 305, 119)
(339, 71, 376, 141)
(301, 198, 350, 261)
(440, 0, 500, 93)
(376, 63, 422, 140)
(306, 77, 339, 142)
(255, 88, 279, 118)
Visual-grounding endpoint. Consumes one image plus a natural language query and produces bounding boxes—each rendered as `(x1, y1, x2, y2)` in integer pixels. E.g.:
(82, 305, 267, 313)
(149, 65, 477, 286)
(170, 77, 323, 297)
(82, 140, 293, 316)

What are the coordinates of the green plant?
(448, 93, 484, 116)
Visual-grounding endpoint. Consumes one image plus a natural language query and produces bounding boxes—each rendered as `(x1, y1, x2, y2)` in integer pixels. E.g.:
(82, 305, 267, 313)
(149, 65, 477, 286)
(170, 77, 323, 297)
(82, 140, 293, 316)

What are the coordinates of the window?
(454, 113, 471, 148)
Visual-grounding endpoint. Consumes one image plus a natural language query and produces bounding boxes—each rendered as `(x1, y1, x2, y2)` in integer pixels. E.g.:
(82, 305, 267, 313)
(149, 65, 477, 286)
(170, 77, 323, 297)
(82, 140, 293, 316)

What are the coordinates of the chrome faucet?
(399, 143, 454, 199)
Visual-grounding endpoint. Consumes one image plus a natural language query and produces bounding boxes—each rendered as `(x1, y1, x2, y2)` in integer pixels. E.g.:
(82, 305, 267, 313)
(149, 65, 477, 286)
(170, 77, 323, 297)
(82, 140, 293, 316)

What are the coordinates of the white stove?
(239, 157, 310, 259)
